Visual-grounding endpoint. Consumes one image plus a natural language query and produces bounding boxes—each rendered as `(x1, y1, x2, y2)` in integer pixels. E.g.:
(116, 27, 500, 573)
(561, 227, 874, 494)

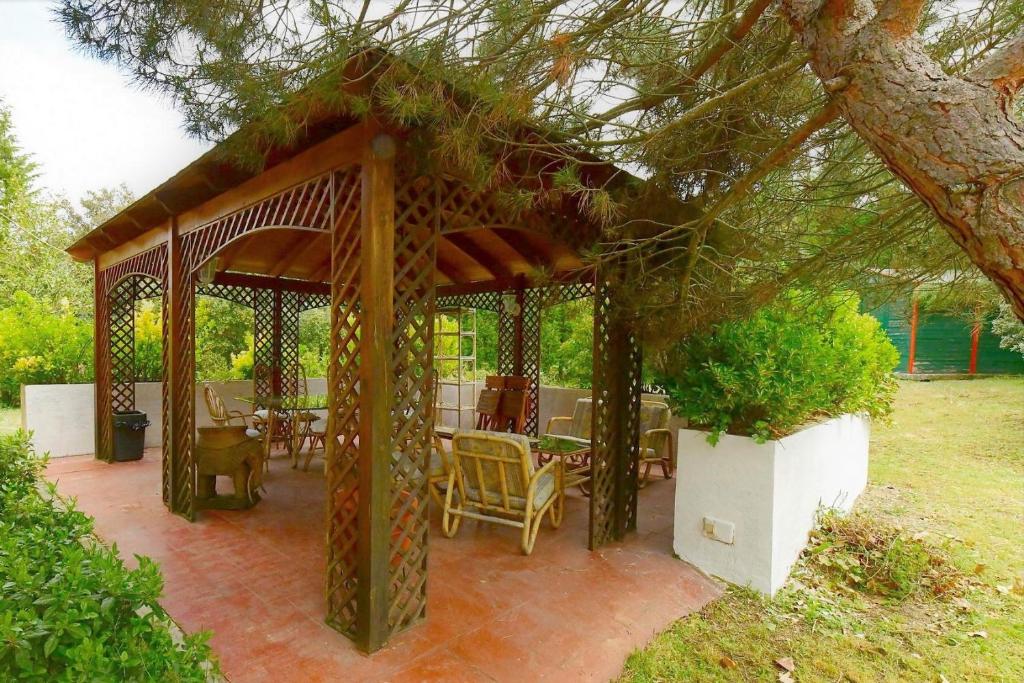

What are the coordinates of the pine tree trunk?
(782, 0, 1024, 320)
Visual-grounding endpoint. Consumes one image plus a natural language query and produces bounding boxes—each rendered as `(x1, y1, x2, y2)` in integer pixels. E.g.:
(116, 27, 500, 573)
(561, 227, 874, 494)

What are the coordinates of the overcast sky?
(0, 1, 211, 203)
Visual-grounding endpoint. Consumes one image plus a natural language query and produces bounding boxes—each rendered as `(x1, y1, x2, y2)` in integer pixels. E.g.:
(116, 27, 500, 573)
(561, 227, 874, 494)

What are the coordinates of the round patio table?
(236, 395, 328, 467)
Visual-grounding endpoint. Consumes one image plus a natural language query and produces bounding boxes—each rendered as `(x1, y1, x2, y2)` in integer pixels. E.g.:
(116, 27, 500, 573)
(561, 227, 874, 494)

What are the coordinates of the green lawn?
(0, 407, 20, 435)
(621, 378, 1024, 682)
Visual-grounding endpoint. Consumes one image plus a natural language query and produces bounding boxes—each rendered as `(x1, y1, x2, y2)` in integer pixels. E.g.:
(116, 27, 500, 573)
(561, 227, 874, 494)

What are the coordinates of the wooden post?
(969, 320, 981, 374)
(92, 260, 111, 462)
(164, 217, 195, 520)
(907, 299, 919, 374)
(356, 133, 396, 652)
(589, 266, 642, 548)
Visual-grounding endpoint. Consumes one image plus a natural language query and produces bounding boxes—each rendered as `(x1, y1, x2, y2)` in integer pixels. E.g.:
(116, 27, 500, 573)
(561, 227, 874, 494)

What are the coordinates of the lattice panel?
(277, 290, 301, 400)
(325, 166, 363, 637)
(253, 289, 275, 408)
(589, 273, 642, 548)
(545, 281, 596, 308)
(168, 263, 197, 521)
(160, 284, 172, 506)
(436, 290, 500, 311)
(181, 172, 333, 274)
(520, 289, 543, 436)
(109, 278, 138, 414)
(198, 283, 255, 307)
(496, 293, 517, 376)
(385, 173, 436, 636)
(95, 246, 168, 464)
(436, 176, 508, 234)
(300, 292, 331, 311)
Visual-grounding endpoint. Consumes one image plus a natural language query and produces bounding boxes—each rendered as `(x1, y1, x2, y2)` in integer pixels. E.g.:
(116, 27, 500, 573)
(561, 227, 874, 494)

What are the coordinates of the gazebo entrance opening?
(73, 116, 656, 652)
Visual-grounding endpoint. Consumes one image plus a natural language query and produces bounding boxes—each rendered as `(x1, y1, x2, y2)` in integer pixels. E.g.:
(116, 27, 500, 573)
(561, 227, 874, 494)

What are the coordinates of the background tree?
(55, 0, 1024, 340)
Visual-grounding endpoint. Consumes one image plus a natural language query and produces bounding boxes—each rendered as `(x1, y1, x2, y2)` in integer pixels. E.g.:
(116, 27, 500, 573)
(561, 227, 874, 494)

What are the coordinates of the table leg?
(290, 413, 302, 468)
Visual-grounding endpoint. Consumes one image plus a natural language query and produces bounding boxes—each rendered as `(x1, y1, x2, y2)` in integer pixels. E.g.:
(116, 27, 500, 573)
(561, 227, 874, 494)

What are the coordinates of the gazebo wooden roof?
(69, 65, 651, 653)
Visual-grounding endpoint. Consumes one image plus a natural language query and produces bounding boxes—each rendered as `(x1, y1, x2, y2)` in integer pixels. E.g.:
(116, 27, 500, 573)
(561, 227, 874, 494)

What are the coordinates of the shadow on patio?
(47, 449, 720, 682)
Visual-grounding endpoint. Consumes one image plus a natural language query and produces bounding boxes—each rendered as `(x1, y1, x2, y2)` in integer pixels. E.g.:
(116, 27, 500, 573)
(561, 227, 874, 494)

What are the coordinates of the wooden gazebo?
(67, 80, 651, 652)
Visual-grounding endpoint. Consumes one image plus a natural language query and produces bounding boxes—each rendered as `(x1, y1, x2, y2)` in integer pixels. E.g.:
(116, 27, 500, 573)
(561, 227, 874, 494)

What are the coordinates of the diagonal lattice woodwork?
(108, 277, 137, 416)
(277, 290, 301, 400)
(95, 247, 167, 464)
(252, 288, 275, 409)
(589, 270, 642, 549)
(198, 283, 255, 307)
(300, 292, 331, 311)
(436, 290, 500, 311)
(183, 172, 334, 273)
(520, 289, 543, 435)
(385, 172, 436, 637)
(325, 166, 363, 637)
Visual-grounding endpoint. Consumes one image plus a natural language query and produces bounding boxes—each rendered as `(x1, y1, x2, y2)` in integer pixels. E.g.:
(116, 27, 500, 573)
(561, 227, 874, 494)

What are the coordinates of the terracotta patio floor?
(46, 450, 721, 682)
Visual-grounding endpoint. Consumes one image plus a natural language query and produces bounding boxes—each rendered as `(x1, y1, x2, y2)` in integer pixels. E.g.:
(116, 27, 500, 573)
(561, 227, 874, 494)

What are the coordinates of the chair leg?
(521, 511, 536, 555)
(661, 458, 674, 480)
(548, 492, 563, 529)
(441, 475, 462, 538)
(638, 461, 652, 488)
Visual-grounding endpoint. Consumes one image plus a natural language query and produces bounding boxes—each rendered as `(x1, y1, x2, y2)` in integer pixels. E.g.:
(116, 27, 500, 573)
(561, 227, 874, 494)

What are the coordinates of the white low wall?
(673, 414, 869, 596)
(21, 379, 329, 458)
(24, 379, 678, 458)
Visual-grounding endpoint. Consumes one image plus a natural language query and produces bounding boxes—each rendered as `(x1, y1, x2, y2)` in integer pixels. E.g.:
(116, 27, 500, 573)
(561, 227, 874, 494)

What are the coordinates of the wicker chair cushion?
(245, 428, 261, 439)
(463, 469, 555, 510)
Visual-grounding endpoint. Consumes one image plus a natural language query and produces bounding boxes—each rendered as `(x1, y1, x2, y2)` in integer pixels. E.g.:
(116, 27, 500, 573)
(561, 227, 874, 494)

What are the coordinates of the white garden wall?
(20, 379, 328, 458)
(24, 380, 680, 458)
(673, 414, 869, 596)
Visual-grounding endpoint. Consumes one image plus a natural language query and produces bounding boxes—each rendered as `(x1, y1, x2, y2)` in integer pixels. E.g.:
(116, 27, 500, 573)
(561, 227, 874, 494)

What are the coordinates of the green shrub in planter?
(656, 293, 898, 443)
(0, 433, 219, 680)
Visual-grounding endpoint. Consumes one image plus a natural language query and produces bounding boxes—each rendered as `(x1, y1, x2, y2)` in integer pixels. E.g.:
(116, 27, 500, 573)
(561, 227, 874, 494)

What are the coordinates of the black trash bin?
(112, 410, 150, 462)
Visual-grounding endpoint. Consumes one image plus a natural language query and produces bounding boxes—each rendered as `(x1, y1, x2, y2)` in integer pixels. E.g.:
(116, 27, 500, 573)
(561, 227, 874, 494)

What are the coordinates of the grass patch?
(621, 378, 1024, 682)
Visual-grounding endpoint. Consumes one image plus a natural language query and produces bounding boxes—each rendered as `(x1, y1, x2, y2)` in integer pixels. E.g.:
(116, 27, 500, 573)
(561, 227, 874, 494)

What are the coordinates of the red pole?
(969, 320, 981, 374)
(907, 299, 919, 374)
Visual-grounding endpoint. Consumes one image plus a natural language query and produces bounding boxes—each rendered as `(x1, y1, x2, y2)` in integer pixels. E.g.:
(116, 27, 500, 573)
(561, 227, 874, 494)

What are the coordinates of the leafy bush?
(0, 433, 219, 680)
(656, 292, 898, 443)
(992, 301, 1024, 357)
(0, 292, 93, 406)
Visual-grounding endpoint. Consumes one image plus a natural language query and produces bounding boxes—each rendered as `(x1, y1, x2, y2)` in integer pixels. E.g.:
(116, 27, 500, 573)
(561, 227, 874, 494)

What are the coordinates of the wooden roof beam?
(444, 232, 514, 281)
(212, 271, 330, 295)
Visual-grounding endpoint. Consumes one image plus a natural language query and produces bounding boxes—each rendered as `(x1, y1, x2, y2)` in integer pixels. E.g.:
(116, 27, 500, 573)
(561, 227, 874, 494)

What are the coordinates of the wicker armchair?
(203, 384, 260, 437)
(443, 430, 562, 555)
(545, 397, 674, 488)
(638, 401, 675, 487)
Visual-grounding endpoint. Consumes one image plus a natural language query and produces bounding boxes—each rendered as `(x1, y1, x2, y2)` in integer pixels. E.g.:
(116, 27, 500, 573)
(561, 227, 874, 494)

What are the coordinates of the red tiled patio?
(47, 449, 720, 682)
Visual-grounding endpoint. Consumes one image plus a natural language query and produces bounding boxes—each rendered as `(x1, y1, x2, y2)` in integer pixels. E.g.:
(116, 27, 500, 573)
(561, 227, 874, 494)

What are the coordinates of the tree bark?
(781, 0, 1024, 319)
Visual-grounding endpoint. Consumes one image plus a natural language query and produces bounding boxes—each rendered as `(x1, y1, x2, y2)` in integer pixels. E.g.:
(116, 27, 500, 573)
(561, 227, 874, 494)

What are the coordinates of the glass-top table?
(236, 395, 328, 467)
(533, 434, 592, 495)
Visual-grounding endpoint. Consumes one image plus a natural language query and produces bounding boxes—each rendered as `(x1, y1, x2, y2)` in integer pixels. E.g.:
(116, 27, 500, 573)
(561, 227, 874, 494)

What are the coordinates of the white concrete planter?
(673, 414, 869, 596)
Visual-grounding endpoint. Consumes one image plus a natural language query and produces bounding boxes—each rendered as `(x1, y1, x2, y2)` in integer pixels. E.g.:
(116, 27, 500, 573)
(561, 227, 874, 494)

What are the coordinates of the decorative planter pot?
(673, 414, 869, 596)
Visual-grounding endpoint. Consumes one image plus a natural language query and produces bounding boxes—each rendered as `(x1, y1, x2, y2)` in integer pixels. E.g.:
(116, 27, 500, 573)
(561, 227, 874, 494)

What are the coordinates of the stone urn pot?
(195, 426, 265, 510)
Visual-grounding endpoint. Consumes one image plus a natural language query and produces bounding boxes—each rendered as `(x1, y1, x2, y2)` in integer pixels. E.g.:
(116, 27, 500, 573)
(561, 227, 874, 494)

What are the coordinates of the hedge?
(0, 433, 219, 680)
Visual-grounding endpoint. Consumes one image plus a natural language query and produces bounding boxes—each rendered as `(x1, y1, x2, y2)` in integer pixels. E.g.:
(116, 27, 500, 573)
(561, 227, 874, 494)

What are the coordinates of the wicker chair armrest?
(527, 458, 561, 510)
(226, 410, 256, 426)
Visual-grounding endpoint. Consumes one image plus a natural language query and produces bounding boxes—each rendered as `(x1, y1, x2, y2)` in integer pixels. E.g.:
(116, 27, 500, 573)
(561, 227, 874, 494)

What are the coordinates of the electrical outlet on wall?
(702, 516, 735, 544)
